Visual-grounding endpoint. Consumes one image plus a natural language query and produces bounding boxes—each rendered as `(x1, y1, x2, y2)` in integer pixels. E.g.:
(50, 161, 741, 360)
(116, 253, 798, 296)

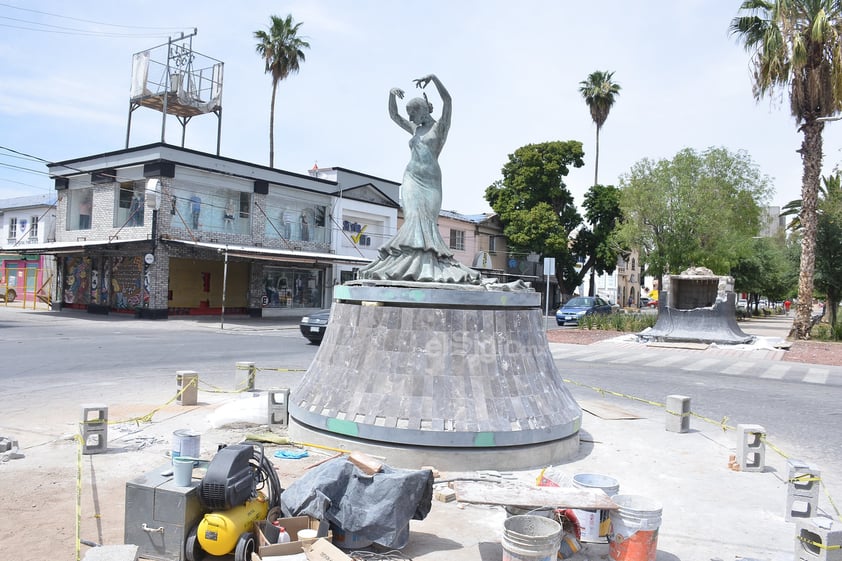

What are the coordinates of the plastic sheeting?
(280, 457, 433, 549)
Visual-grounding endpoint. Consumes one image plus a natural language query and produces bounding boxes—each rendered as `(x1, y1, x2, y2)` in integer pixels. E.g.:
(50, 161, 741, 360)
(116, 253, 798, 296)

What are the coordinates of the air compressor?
(185, 442, 283, 561)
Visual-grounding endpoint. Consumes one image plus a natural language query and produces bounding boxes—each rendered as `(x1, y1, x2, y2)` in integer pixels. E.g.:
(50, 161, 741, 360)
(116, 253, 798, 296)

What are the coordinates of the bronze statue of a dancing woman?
(359, 74, 480, 284)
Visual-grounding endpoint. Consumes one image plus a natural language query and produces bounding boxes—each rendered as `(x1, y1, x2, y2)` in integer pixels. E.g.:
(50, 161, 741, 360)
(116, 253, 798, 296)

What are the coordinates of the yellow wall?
(169, 257, 249, 307)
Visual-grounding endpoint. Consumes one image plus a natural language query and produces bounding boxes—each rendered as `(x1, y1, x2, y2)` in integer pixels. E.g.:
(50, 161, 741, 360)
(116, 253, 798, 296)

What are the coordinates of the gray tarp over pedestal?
(279, 457, 434, 549)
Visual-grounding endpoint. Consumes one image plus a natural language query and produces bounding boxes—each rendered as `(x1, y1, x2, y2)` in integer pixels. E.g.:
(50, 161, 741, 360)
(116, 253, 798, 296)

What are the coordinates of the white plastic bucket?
(608, 494, 662, 561)
(172, 429, 200, 464)
(502, 515, 561, 561)
(505, 505, 555, 518)
(571, 473, 620, 541)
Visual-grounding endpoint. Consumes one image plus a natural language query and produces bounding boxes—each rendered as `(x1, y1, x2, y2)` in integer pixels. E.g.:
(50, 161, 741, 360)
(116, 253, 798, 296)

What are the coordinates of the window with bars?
(7, 217, 17, 240)
(449, 229, 465, 251)
(29, 216, 38, 239)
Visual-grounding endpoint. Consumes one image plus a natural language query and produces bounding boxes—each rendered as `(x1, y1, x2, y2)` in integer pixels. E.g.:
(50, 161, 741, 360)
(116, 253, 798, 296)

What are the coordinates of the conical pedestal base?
(288, 282, 582, 470)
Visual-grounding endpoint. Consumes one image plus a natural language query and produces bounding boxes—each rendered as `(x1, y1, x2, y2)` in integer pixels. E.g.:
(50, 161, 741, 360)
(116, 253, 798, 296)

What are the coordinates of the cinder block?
(737, 423, 765, 472)
(235, 361, 256, 392)
(665, 395, 691, 433)
(82, 544, 139, 561)
(795, 516, 842, 561)
(787, 459, 821, 522)
(268, 388, 290, 427)
(79, 404, 108, 455)
(176, 370, 198, 406)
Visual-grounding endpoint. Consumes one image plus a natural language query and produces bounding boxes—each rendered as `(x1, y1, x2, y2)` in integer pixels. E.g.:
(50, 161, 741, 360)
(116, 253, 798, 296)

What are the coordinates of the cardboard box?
(256, 516, 332, 557)
(305, 538, 353, 561)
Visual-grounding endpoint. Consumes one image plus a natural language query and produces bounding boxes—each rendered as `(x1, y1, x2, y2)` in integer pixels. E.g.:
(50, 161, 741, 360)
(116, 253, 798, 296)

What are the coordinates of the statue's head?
(406, 96, 434, 124)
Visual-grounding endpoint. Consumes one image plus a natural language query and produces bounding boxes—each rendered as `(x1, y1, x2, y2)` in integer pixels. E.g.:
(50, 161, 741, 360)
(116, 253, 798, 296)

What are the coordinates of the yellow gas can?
(197, 494, 269, 556)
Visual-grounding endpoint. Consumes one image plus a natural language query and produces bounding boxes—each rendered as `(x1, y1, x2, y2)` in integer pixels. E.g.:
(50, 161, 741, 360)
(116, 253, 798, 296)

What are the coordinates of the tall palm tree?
(254, 14, 310, 168)
(731, 0, 842, 339)
(579, 71, 621, 186)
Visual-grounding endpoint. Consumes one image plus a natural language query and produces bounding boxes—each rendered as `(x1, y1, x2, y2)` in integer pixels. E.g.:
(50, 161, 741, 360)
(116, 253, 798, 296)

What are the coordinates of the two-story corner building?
(437, 210, 509, 278)
(0, 194, 57, 304)
(26, 143, 398, 319)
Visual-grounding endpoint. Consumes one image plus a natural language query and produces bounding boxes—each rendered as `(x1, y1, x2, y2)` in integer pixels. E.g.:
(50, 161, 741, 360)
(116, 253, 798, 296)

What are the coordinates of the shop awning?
(1, 239, 372, 267)
(163, 239, 372, 266)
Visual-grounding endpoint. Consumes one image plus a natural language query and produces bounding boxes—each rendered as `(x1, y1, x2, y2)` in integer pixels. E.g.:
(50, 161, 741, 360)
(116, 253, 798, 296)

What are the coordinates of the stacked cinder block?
(79, 404, 108, 455)
(795, 516, 842, 561)
(787, 459, 822, 522)
(269, 388, 291, 427)
(665, 395, 690, 433)
(176, 370, 198, 406)
(737, 423, 766, 472)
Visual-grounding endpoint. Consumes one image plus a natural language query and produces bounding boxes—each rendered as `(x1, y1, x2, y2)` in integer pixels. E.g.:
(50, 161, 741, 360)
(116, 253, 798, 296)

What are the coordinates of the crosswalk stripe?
(577, 351, 626, 363)
(609, 353, 651, 364)
(722, 361, 754, 375)
(648, 355, 686, 368)
(803, 368, 829, 385)
(682, 358, 721, 372)
(760, 364, 790, 379)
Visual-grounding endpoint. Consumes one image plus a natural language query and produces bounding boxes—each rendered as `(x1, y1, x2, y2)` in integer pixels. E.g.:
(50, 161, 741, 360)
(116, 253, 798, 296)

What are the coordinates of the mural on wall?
(110, 256, 144, 309)
(63, 256, 91, 305)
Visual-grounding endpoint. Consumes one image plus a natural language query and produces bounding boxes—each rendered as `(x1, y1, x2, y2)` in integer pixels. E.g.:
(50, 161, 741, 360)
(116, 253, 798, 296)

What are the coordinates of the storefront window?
(262, 267, 323, 309)
(115, 181, 145, 227)
(169, 187, 251, 234)
(67, 189, 93, 231)
(264, 195, 328, 244)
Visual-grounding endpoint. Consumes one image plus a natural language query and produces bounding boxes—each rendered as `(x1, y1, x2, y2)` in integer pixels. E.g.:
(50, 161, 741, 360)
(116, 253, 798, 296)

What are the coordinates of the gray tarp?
(280, 457, 434, 549)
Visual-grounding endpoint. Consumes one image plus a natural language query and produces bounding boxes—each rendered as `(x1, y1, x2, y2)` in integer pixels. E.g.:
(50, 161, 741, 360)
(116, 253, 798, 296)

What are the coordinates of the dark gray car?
(299, 309, 331, 343)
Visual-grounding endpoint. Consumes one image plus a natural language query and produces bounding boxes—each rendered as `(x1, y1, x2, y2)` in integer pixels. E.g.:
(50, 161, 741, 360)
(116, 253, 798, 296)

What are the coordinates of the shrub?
(578, 312, 656, 333)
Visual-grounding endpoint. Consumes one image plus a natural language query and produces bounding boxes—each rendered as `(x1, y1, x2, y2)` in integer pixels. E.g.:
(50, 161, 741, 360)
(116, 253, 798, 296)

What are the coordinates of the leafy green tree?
(815, 194, 842, 327)
(732, 234, 794, 312)
(731, 0, 842, 339)
(485, 141, 586, 297)
(254, 14, 310, 168)
(577, 184, 625, 296)
(579, 71, 621, 187)
(617, 147, 772, 287)
(784, 174, 842, 327)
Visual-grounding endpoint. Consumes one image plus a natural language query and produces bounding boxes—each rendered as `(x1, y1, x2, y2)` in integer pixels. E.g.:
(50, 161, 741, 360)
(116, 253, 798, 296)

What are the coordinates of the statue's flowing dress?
(359, 122, 481, 283)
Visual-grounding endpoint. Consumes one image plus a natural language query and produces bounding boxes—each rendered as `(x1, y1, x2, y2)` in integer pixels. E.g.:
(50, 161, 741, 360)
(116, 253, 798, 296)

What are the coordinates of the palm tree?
(578, 71, 621, 186)
(254, 14, 310, 168)
(731, 0, 842, 339)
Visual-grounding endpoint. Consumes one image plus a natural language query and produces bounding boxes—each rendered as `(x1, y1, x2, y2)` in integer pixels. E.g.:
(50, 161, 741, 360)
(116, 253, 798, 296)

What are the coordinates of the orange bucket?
(608, 495, 662, 561)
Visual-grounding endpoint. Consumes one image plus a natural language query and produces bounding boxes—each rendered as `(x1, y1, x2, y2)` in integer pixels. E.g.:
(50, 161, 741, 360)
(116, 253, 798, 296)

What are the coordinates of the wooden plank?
(453, 480, 618, 510)
(579, 400, 642, 420)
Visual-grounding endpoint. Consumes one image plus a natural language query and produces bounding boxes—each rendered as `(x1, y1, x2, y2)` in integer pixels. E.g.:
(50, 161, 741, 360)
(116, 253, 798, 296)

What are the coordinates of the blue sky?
(3, 1, 842, 214)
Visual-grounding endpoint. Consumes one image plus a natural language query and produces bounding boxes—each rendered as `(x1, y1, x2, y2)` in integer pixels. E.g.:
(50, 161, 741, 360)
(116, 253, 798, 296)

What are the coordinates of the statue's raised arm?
(414, 74, 451, 144)
(388, 87, 413, 134)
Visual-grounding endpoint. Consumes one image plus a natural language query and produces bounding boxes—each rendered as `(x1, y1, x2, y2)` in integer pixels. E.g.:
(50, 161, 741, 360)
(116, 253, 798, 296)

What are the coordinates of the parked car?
(0, 287, 16, 302)
(556, 296, 614, 326)
(299, 309, 331, 344)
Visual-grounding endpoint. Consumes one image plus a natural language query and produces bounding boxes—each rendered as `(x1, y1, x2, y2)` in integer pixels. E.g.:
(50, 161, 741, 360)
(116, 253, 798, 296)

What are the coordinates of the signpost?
(543, 258, 555, 331)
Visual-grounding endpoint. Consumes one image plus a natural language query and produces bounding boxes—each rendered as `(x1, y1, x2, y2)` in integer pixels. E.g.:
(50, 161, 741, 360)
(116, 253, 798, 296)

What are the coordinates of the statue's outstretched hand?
(414, 75, 433, 89)
(390, 88, 405, 99)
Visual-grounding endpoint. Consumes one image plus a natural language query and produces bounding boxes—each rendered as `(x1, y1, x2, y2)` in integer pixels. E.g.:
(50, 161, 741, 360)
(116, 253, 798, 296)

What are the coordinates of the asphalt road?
(1, 305, 839, 484)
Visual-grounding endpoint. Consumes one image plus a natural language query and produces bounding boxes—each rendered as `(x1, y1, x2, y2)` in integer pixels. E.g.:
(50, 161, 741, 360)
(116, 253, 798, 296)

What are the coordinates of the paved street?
(1, 305, 840, 561)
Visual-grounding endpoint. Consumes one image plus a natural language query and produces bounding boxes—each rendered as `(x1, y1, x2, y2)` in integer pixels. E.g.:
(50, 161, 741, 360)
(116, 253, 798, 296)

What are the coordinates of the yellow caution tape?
(665, 409, 690, 418)
(562, 375, 841, 520)
(797, 535, 842, 550)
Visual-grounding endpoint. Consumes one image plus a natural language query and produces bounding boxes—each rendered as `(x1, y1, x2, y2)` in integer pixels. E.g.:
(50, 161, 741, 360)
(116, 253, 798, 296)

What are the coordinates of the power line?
(0, 2, 188, 31)
(0, 21, 176, 39)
